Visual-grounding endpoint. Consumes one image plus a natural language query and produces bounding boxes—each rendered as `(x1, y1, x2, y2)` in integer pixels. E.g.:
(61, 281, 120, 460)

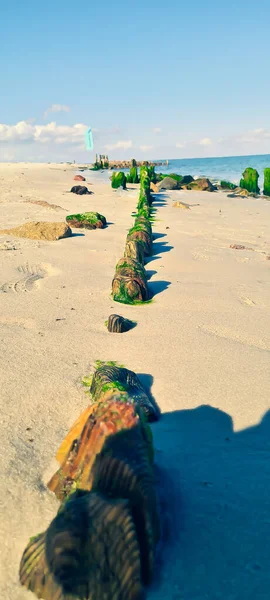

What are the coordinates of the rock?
(0, 222, 72, 241)
(150, 182, 159, 193)
(66, 212, 106, 229)
(180, 175, 194, 185)
(156, 176, 180, 191)
(107, 314, 135, 333)
(240, 167, 260, 194)
(173, 201, 190, 209)
(70, 185, 92, 195)
(230, 244, 246, 250)
(185, 178, 216, 192)
(220, 180, 237, 190)
(74, 175, 86, 181)
(111, 172, 127, 189)
(263, 168, 270, 196)
(228, 187, 253, 197)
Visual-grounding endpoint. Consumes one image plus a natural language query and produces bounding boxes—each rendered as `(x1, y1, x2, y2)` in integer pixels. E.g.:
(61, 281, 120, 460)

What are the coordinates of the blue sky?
(1, 0, 270, 161)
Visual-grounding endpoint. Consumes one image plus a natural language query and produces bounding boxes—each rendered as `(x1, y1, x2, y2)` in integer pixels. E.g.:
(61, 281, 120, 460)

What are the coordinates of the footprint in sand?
(0, 263, 47, 293)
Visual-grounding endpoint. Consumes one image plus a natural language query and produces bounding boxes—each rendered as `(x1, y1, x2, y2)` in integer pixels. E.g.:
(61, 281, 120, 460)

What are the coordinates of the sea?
(156, 154, 270, 186)
(89, 153, 270, 189)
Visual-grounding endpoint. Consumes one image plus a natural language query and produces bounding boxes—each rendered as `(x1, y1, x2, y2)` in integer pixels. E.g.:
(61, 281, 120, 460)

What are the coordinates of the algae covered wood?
(111, 171, 127, 189)
(240, 167, 260, 194)
(112, 271, 149, 304)
(124, 239, 145, 263)
(263, 168, 270, 196)
(90, 364, 159, 422)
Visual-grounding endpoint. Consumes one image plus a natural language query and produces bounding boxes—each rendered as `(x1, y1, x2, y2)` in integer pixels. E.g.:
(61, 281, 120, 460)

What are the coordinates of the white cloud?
(104, 140, 132, 150)
(140, 145, 153, 152)
(44, 104, 70, 118)
(176, 142, 185, 148)
(153, 127, 161, 133)
(199, 137, 212, 146)
(0, 120, 87, 146)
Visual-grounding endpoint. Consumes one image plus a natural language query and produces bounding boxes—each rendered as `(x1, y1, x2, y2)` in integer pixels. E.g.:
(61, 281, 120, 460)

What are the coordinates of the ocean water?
(158, 154, 270, 186)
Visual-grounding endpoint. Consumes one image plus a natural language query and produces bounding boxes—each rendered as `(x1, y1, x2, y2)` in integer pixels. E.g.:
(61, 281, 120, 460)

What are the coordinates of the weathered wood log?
(112, 272, 149, 304)
(126, 228, 152, 257)
(19, 491, 144, 600)
(90, 364, 159, 422)
(107, 314, 135, 333)
(124, 239, 145, 263)
(116, 257, 147, 281)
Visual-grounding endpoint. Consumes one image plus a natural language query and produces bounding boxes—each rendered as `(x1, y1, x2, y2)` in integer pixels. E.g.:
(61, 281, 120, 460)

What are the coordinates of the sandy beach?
(0, 163, 270, 600)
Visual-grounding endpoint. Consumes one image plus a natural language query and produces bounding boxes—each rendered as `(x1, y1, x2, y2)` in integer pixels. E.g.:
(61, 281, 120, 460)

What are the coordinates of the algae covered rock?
(66, 212, 106, 229)
(107, 314, 135, 333)
(263, 168, 270, 196)
(220, 180, 237, 190)
(111, 171, 127, 189)
(70, 185, 92, 195)
(240, 168, 260, 194)
(0, 221, 72, 241)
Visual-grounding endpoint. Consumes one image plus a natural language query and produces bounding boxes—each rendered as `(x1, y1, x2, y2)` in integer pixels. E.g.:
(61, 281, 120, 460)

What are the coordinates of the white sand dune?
(0, 163, 269, 599)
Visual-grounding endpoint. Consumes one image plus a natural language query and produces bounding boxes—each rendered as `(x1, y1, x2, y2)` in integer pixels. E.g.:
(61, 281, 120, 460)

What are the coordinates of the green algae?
(130, 166, 139, 184)
(240, 167, 260, 194)
(66, 211, 106, 225)
(111, 171, 127, 189)
(220, 180, 237, 190)
(263, 168, 270, 196)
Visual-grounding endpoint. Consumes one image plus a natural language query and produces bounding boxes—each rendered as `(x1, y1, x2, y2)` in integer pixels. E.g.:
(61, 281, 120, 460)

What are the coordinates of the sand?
(0, 163, 269, 600)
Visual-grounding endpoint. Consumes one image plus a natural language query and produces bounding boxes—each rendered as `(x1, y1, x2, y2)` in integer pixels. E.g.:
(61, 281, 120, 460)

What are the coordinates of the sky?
(1, 0, 270, 162)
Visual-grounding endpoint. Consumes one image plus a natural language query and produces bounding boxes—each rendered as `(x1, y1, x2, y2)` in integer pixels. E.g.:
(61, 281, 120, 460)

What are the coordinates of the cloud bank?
(44, 104, 70, 118)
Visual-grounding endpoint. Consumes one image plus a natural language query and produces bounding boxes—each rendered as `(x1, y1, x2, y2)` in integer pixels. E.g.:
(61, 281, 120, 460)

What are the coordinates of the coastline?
(0, 162, 270, 599)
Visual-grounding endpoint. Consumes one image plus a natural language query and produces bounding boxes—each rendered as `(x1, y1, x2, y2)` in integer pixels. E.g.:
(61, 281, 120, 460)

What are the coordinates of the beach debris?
(70, 185, 92, 195)
(74, 174, 86, 181)
(0, 241, 18, 251)
(240, 167, 260, 195)
(263, 168, 270, 196)
(111, 171, 127, 189)
(23, 199, 65, 210)
(107, 314, 135, 333)
(157, 176, 180, 191)
(230, 244, 254, 251)
(0, 221, 72, 241)
(66, 211, 106, 230)
(173, 201, 190, 209)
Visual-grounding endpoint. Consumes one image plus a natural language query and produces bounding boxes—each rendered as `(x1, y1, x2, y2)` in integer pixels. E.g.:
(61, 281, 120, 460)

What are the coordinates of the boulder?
(70, 185, 92, 195)
(184, 178, 216, 192)
(180, 175, 194, 185)
(0, 221, 72, 241)
(74, 175, 86, 181)
(66, 212, 106, 229)
(156, 177, 179, 191)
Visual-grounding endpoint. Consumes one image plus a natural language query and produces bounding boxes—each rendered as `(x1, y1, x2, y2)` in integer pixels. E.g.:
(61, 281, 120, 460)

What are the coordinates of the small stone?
(230, 244, 246, 250)
(74, 175, 86, 181)
(70, 185, 92, 195)
(173, 201, 190, 209)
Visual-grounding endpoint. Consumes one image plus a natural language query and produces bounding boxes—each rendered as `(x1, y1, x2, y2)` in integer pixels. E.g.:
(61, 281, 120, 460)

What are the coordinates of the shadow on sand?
(145, 399, 270, 599)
